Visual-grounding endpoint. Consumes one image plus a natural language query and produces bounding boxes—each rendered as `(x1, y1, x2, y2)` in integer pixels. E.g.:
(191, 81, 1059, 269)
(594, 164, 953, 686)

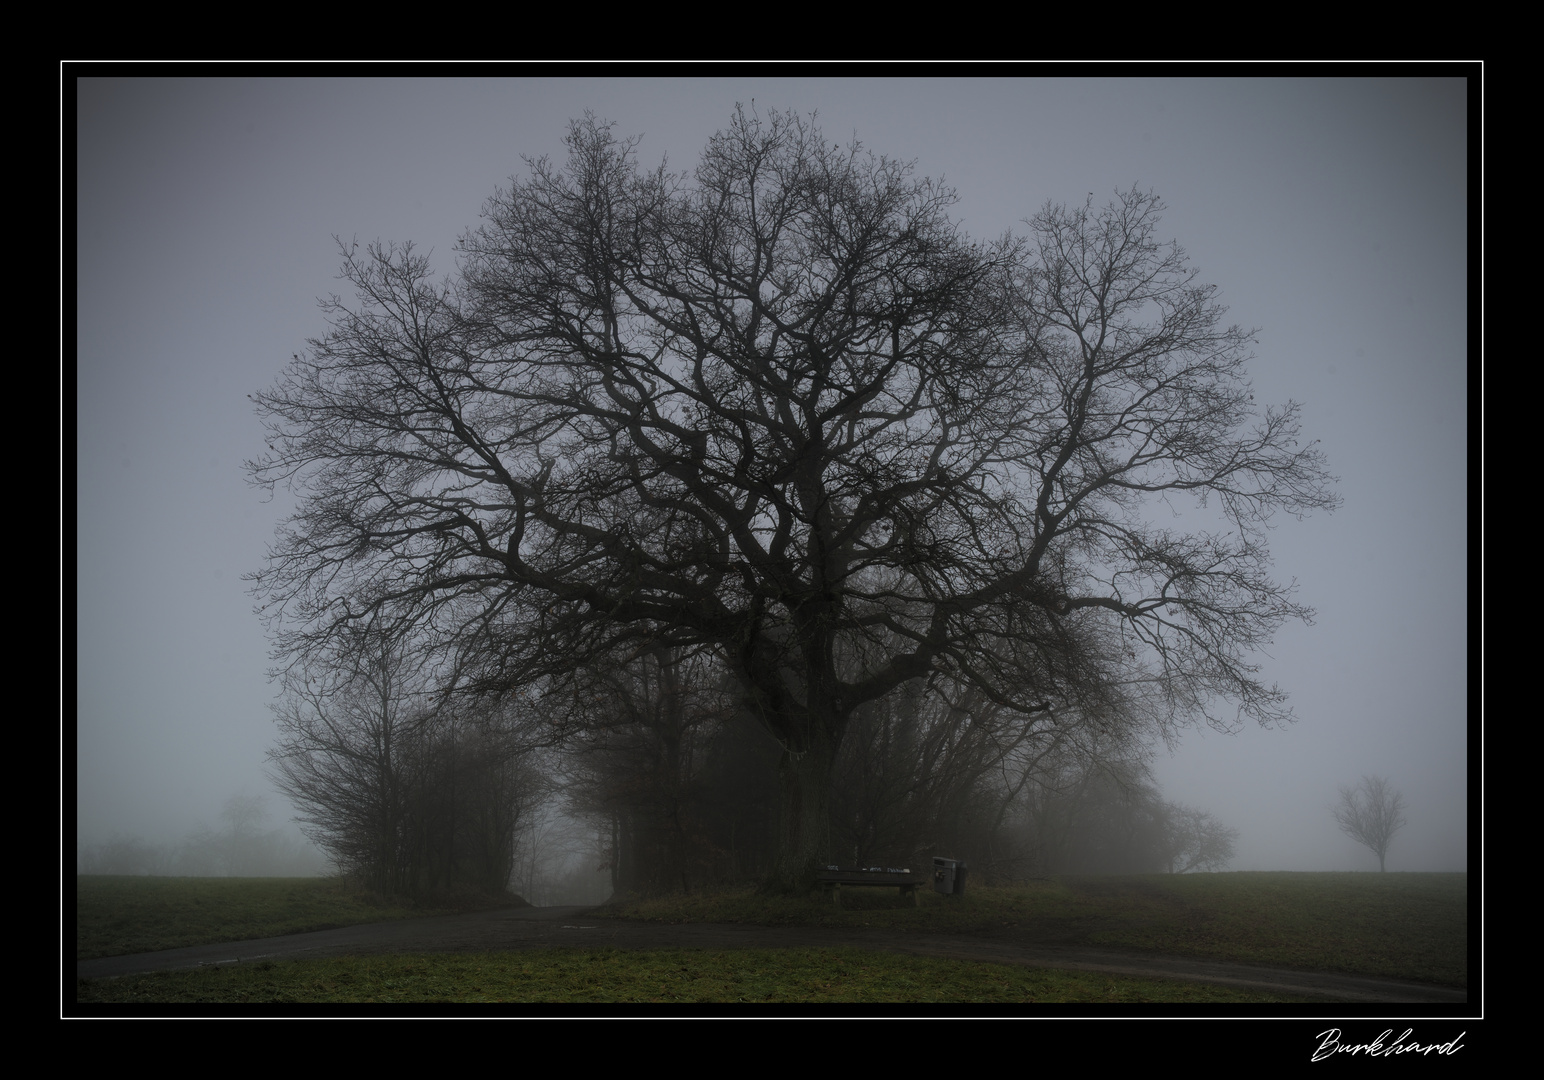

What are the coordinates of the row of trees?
(270, 629, 1236, 897)
(249, 107, 1333, 894)
(556, 650, 1240, 885)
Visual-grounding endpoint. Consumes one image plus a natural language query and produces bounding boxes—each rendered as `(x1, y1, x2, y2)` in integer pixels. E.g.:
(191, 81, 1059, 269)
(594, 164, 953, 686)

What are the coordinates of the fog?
(74, 75, 1470, 883)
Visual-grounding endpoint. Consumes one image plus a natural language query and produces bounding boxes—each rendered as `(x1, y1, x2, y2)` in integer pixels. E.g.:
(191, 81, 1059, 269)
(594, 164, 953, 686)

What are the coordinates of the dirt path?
(73, 904, 1467, 1004)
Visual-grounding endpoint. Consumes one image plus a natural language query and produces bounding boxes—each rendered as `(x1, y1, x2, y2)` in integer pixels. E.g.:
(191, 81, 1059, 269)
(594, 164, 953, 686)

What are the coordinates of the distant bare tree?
(219, 793, 270, 875)
(1331, 775, 1407, 872)
(1162, 803, 1238, 873)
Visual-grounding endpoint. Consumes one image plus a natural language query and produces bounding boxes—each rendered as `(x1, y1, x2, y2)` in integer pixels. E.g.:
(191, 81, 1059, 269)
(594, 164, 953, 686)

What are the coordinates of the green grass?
(1068, 872, 1467, 986)
(599, 872, 1468, 988)
(73, 872, 1466, 1004)
(73, 947, 1320, 1004)
(74, 876, 524, 961)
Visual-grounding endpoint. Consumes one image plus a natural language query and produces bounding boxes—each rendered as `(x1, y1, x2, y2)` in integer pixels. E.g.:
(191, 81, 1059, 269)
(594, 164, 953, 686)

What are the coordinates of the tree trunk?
(743, 617, 846, 895)
(764, 735, 837, 893)
(609, 813, 620, 897)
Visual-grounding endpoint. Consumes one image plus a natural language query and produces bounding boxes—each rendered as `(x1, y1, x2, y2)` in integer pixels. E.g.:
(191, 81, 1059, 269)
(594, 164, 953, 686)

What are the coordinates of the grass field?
(601, 872, 1469, 988)
(73, 946, 1319, 1005)
(74, 875, 522, 961)
(72, 872, 1466, 1005)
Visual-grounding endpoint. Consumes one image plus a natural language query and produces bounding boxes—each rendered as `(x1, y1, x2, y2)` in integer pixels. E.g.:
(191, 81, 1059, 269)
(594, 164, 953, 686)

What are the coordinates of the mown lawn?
(601, 872, 1468, 987)
(75, 875, 523, 961)
(74, 946, 1320, 1005)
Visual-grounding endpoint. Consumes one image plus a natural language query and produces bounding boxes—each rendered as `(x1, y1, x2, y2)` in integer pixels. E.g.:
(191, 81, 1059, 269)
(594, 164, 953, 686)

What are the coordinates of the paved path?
(74, 905, 1468, 1004)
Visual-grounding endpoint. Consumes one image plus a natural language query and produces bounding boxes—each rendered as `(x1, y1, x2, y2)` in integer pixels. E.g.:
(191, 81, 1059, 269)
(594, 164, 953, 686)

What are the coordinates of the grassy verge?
(599, 872, 1467, 987)
(74, 947, 1321, 1005)
(75, 876, 524, 961)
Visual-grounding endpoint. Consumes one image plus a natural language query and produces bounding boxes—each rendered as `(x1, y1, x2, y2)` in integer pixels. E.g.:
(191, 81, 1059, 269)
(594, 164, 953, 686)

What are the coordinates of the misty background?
(73, 76, 1469, 888)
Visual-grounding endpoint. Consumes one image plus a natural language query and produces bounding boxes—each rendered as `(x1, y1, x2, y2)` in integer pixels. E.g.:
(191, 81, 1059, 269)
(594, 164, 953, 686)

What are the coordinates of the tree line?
(270, 632, 1237, 898)
(249, 107, 1331, 897)
(76, 794, 324, 877)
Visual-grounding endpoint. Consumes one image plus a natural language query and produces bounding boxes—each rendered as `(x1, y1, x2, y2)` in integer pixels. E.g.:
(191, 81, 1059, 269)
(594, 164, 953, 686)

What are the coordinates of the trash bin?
(933, 856, 968, 897)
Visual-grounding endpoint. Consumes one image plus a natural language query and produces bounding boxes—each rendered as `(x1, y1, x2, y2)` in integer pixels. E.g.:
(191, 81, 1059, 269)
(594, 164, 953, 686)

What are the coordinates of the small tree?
(1161, 803, 1238, 873)
(1331, 775, 1407, 871)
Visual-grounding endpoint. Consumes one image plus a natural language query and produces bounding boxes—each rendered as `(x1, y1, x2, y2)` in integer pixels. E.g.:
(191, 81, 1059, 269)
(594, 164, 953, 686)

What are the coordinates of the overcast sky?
(74, 75, 1471, 873)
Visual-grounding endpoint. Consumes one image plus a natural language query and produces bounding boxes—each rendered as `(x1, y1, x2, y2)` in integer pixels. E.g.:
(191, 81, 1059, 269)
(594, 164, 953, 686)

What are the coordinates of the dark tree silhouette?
(250, 107, 1336, 891)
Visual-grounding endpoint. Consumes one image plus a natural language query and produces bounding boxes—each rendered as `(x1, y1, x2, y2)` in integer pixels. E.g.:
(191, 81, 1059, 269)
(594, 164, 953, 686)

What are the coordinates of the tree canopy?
(250, 107, 1336, 888)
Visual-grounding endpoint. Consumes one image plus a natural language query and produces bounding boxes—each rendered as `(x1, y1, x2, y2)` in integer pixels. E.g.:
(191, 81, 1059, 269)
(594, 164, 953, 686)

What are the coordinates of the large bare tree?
(250, 108, 1337, 890)
(1331, 775, 1407, 872)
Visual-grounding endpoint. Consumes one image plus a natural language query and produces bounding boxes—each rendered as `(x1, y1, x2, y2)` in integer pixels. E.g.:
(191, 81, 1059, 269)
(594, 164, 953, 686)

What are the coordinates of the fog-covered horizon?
(74, 75, 1472, 878)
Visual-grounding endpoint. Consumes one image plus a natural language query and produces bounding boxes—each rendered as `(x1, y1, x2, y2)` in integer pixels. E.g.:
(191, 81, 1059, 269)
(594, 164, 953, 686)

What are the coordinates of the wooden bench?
(815, 867, 926, 907)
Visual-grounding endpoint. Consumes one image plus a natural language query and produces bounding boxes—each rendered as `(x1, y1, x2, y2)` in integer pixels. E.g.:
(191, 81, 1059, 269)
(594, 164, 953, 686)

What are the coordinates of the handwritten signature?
(1313, 1029, 1465, 1062)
